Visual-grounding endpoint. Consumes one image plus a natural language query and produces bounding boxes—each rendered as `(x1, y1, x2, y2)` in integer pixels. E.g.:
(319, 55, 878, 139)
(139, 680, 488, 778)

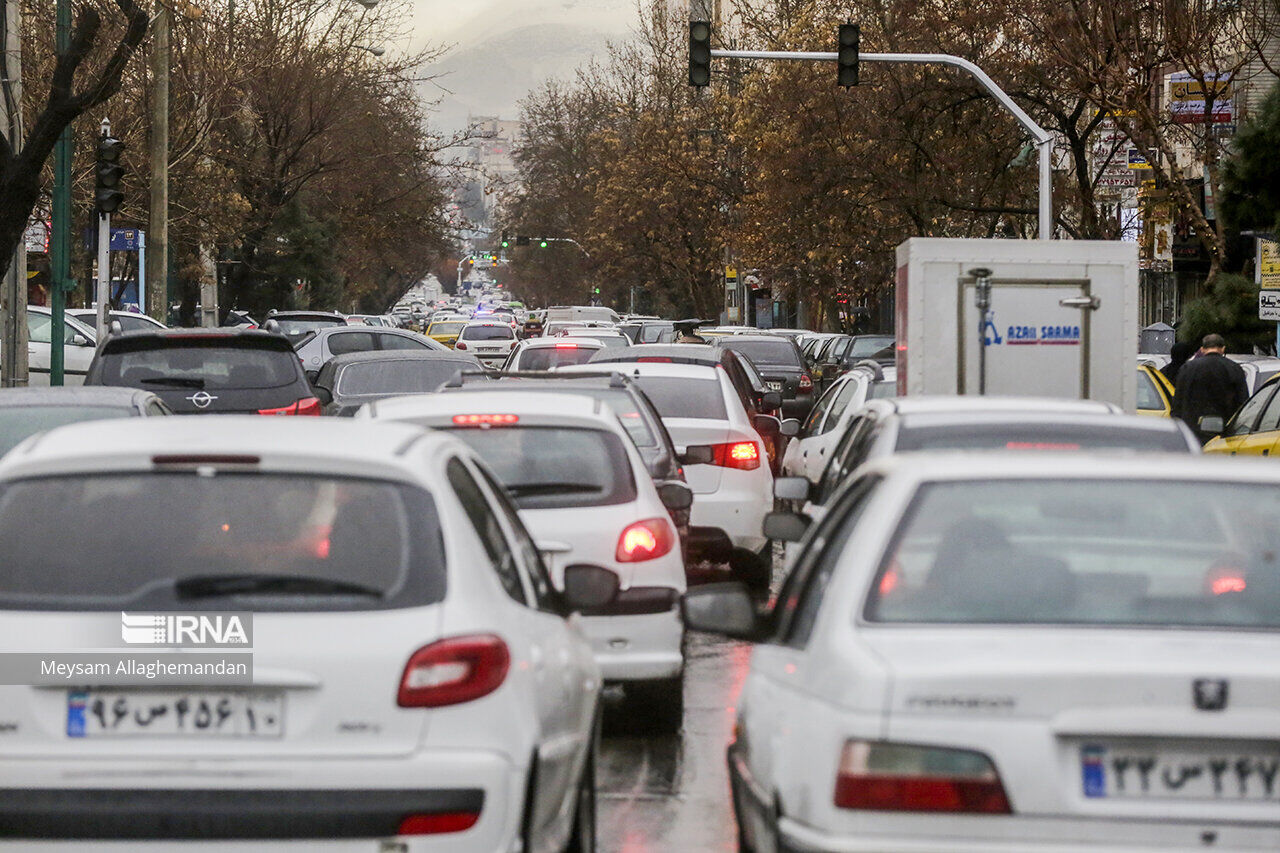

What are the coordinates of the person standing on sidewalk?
(1172, 333, 1249, 442)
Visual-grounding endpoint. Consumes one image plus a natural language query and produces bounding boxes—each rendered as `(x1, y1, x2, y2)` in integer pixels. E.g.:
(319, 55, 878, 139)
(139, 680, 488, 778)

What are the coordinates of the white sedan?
(686, 452, 1280, 852)
(0, 416, 607, 851)
(455, 320, 518, 365)
(781, 364, 896, 484)
(25, 306, 97, 385)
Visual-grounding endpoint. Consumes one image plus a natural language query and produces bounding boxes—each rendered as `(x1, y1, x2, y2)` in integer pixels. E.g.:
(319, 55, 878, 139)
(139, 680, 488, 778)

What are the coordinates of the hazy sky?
(409, 0, 636, 49)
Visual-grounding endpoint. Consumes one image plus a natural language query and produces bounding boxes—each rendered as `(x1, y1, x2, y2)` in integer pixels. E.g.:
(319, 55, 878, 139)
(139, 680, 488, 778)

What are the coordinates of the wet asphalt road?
(598, 630, 751, 852)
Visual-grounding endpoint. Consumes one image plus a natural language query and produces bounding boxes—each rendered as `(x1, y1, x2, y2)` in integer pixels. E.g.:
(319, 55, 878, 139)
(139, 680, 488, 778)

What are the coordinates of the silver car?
(293, 325, 447, 376)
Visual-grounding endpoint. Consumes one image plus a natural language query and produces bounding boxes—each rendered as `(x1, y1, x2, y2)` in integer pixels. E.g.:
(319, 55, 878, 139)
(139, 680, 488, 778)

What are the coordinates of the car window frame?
(1227, 383, 1277, 436)
(470, 462, 562, 615)
(445, 456, 532, 606)
(1250, 382, 1280, 434)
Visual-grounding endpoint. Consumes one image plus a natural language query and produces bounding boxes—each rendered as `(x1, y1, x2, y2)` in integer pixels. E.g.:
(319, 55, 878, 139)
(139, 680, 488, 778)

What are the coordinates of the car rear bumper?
(581, 608, 683, 682)
(0, 751, 522, 851)
(689, 480, 770, 553)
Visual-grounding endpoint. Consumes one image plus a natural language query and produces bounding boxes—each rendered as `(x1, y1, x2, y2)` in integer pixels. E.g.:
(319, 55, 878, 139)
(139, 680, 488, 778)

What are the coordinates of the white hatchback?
(503, 337, 605, 372)
(687, 452, 1280, 852)
(781, 364, 896, 484)
(455, 321, 517, 365)
(0, 417, 608, 851)
(360, 391, 691, 732)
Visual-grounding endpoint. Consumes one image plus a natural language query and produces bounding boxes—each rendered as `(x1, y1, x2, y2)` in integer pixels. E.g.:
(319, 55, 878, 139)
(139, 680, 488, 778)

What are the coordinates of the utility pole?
(50, 0, 73, 385)
(0, 0, 27, 386)
(95, 118, 116, 336)
(146, 0, 169, 323)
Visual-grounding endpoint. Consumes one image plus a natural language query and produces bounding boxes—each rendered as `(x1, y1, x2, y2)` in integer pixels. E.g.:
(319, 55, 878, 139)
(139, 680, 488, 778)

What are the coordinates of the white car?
(781, 364, 896, 484)
(359, 391, 691, 731)
(68, 309, 167, 334)
(688, 451, 1280, 852)
(557, 361, 775, 587)
(0, 416, 607, 851)
(455, 320, 517, 365)
(293, 325, 447, 376)
(503, 337, 606, 372)
(26, 306, 97, 385)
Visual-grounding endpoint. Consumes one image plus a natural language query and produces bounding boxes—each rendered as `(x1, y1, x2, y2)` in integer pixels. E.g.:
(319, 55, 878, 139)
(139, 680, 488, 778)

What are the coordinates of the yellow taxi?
(1136, 363, 1174, 416)
(424, 319, 467, 348)
(1203, 374, 1280, 456)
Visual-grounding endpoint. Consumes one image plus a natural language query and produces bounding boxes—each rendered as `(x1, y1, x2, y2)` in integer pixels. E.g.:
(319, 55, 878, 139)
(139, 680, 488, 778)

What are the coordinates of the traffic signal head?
(837, 24, 860, 88)
(95, 135, 125, 214)
(500, 230, 510, 249)
(689, 21, 711, 87)
(539, 239, 548, 248)
(516, 235, 530, 247)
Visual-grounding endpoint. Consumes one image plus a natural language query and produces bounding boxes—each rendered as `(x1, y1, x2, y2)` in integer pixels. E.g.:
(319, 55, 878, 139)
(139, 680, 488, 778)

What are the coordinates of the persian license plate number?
(67, 690, 284, 738)
(766, 381, 783, 391)
(1081, 744, 1280, 801)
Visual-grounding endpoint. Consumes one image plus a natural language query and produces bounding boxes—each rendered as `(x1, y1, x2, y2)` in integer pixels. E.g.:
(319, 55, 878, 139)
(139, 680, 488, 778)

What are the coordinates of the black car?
(812, 333, 895, 392)
(0, 387, 170, 456)
(311, 350, 484, 416)
(86, 329, 320, 415)
(714, 334, 815, 420)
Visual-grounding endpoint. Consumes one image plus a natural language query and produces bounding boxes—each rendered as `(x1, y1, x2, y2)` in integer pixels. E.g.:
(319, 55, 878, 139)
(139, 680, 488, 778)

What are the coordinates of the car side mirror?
(682, 583, 767, 640)
(773, 476, 811, 502)
(763, 510, 811, 543)
(312, 385, 333, 406)
(562, 563, 621, 611)
(1198, 415, 1225, 435)
(761, 390, 783, 409)
(71, 333, 93, 347)
(305, 369, 320, 384)
(657, 481, 694, 512)
(679, 444, 715, 466)
(779, 418, 801, 437)
(753, 414, 781, 438)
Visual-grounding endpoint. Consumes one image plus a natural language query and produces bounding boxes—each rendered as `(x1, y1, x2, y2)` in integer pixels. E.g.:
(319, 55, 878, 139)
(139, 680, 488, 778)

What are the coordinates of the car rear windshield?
(518, 347, 598, 371)
(0, 407, 133, 456)
(566, 334, 628, 349)
(337, 360, 471, 397)
(0, 473, 444, 611)
(461, 325, 514, 341)
(629, 376, 728, 420)
(95, 343, 300, 390)
(429, 322, 466, 335)
(721, 339, 803, 368)
(866, 478, 1280, 629)
(894, 421, 1190, 453)
(442, 426, 636, 509)
(639, 324, 674, 343)
(274, 318, 343, 338)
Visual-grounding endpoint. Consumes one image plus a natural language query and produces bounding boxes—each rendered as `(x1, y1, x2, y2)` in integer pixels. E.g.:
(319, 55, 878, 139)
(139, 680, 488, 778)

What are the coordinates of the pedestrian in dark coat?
(1161, 340, 1196, 387)
(1171, 334, 1249, 443)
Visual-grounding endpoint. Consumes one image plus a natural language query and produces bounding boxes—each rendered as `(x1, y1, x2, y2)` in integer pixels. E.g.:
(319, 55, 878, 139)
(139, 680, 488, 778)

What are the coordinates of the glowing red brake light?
(397, 812, 480, 835)
(451, 414, 519, 426)
(555, 343, 579, 349)
(710, 441, 761, 470)
(637, 356, 673, 363)
(397, 635, 509, 708)
(454, 341, 467, 350)
(258, 397, 321, 416)
(798, 373, 813, 391)
(834, 740, 1010, 814)
(616, 517, 675, 562)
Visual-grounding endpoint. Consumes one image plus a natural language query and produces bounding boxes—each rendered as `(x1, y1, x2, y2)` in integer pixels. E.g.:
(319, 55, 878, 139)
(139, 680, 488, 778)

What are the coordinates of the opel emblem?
(185, 391, 218, 409)
(1192, 678, 1229, 712)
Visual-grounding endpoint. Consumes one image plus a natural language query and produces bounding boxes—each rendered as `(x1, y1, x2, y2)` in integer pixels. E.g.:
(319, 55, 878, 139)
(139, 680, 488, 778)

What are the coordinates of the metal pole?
(709, 48, 1056, 239)
(1, 0, 27, 386)
(971, 267, 993, 395)
(50, 0, 73, 385)
(146, 0, 169, 322)
(96, 211, 110, 334)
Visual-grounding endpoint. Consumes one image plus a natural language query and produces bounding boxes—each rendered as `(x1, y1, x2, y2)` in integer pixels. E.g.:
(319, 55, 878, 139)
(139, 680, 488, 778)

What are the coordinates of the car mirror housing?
(312, 386, 333, 406)
(773, 476, 811, 502)
(1198, 415, 1225, 435)
(679, 445, 715, 466)
(562, 564, 621, 611)
(682, 583, 767, 640)
(657, 481, 695, 511)
(763, 510, 811, 543)
(753, 414, 781, 438)
(761, 390, 783, 410)
(779, 418, 801, 437)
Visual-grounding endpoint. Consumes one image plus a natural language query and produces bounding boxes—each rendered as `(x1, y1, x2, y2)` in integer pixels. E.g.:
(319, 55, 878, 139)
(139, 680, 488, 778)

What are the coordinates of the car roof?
(268, 311, 345, 320)
(868, 395, 1120, 416)
(898, 410, 1184, 433)
(366, 390, 620, 429)
(463, 319, 513, 327)
(556, 361, 719, 380)
(859, 450, 1280, 485)
(0, 387, 155, 408)
(716, 334, 796, 345)
(0, 417, 446, 482)
(98, 327, 294, 350)
(326, 350, 480, 366)
(589, 344, 723, 363)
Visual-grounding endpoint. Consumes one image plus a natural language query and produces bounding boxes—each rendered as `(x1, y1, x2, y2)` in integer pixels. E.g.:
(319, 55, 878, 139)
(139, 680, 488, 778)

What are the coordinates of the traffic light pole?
(708, 48, 1055, 240)
(50, 0, 73, 385)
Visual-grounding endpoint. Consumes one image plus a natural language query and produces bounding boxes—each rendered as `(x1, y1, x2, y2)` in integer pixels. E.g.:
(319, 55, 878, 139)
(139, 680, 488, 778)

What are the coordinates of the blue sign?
(81, 227, 145, 252)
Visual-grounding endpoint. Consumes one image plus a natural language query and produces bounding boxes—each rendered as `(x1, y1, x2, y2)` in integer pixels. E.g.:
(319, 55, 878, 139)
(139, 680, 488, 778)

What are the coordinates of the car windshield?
(629, 376, 728, 420)
(441, 426, 636, 509)
(848, 336, 895, 358)
(0, 473, 444, 611)
(721, 339, 802, 368)
(274, 318, 343, 338)
(462, 325, 514, 341)
(894, 420, 1189, 453)
(96, 344, 299, 390)
(0, 407, 134, 456)
(517, 346, 598, 370)
(867, 478, 1280, 629)
(336, 360, 470, 397)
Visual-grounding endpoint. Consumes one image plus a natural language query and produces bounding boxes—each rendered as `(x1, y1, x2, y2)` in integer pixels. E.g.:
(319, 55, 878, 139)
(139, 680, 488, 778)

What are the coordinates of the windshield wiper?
(506, 482, 602, 496)
(175, 574, 384, 599)
(139, 376, 206, 389)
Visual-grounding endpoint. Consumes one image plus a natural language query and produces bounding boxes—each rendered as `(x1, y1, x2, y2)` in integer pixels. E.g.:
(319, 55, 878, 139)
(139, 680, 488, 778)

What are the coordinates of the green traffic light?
(501, 240, 509, 248)
(539, 240, 548, 248)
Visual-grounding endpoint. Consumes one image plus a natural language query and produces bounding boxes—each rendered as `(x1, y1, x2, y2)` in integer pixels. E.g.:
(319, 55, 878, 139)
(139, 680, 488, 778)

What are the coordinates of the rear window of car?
(274, 318, 343, 338)
(95, 342, 301, 390)
(461, 325, 514, 341)
(721, 339, 803, 368)
(441, 426, 636, 510)
(893, 421, 1190, 453)
(0, 473, 445, 611)
(565, 334, 628, 349)
(429, 322, 466, 335)
(0, 407, 134, 456)
(336, 360, 471, 397)
(866, 478, 1280, 629)
(639, 324, 674, 344)
(629, 376, 728, 420)
(517, 346, 598, 370)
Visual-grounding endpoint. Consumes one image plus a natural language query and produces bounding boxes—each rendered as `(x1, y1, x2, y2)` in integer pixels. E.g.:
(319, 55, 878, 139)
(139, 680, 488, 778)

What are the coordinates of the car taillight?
(397, 635, 510, 708)
(258, 397, 321, 416)
(397, 811, 480, 835)
(455, 341, 467, 349)
(555, 343, 579, 349)
(798, 373, 813, 391)
(452, 413, 519, 425)
(616, 517, 675, 562)
(710, 441, 761, 470)
(637, 356, 673, 362)
(834, 740, 1011, 814)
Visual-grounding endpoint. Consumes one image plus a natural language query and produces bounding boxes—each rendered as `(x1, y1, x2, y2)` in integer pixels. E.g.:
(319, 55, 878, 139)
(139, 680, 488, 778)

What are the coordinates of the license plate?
(67, 690, 284, 738)
(1081, 743, 1280, 801)
(766, 381, 783, 391)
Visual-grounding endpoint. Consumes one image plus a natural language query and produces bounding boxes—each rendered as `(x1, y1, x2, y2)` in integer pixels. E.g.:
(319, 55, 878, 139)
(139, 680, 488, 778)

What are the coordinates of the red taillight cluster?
(455, 341, 468, 350)
(397, 811, 480, 835)
(798, 373, 813, 391)
(637, 356, 673, 363)
(616, 517, 675, 562)
(258, 397, 322, 416)
(709, 441, 761, 470)
(397, 634, 510, 708)
(833, 740, 1011, 814)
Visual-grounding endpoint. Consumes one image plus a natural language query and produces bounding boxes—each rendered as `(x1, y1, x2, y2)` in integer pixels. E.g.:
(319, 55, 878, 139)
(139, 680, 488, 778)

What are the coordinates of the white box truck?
(894, 238, 1138, 411)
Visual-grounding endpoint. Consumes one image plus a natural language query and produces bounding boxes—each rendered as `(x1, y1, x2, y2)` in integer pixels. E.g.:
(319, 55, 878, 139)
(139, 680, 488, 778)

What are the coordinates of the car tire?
(729, 547, 771, 593)
(626, 672, 684, 734)
(564, 742, 597, 852)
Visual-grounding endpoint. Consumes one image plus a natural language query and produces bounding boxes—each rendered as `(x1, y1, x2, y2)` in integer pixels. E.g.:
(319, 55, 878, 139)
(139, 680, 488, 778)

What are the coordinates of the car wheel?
(564, 743, 597, 852)
(729, 547, 771, 593)
(626, 672, 684, 734)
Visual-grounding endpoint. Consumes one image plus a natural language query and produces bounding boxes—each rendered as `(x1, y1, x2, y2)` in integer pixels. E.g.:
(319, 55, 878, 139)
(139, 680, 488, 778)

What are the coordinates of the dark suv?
(714, 334, 814, 420)
(85, 329, 320, 415)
